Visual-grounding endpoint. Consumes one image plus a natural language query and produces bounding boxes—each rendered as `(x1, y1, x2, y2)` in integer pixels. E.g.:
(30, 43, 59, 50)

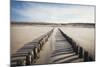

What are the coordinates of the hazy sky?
(11, 1, 95, 23)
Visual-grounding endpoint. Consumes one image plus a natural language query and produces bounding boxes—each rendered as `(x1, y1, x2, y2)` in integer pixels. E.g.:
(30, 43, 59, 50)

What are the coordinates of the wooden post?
(75, 45, 78, 55)
(26, 52, 32, 65)
(84, 51, 89, 61)
(39, 41, 42, 50)
(88, 56, 93, 61)
(46, 35, 49, 41)
(16, 59, 26, 66)
(34, 47, 38, 59)
(30, 50, 34, 63)
(79, 47, 83, 58)
(73, 43, 76, 51)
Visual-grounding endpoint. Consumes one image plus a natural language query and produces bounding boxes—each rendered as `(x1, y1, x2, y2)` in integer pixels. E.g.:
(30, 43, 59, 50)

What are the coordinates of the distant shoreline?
(11, 22, 95, 28)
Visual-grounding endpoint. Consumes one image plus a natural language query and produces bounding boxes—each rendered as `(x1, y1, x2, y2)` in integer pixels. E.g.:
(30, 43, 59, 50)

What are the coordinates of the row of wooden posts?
(11, 29, 54, 66)
(59, 28, 94, 62)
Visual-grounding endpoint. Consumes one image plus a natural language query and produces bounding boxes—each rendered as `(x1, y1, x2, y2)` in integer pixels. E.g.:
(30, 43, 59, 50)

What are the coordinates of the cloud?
(11, 1, 95, 23)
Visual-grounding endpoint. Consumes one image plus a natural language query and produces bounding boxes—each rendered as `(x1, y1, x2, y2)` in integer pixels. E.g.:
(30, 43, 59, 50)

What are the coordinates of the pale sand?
(11, 24, 53, 54)
(60, 27, 95, 59)
(35, 28, 57, 64)
(11, 24, 95, 62)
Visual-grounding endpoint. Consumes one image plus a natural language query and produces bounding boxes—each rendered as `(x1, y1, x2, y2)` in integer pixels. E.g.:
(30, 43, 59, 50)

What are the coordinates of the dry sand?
(34, 28, 58, 64)
(60, 27, 95, 59)
(11, 24, 95, 60)
(11, 24, 53, 54)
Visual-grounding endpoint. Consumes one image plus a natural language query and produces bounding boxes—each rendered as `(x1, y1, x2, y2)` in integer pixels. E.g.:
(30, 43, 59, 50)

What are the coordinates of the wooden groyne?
(11, 28, 54, 66)
(11, 28, 94, 66)
(58, 28, 94, 62)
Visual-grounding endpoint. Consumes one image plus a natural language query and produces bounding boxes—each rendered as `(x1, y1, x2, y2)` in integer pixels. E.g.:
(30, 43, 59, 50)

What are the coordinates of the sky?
(11, 0, 95, 23)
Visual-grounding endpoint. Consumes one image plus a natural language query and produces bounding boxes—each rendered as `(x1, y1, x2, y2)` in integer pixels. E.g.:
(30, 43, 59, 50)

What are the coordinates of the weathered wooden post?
(39, 40, 43, 50)
(75, 45, 78, 55)
(73, 42, 76, 52)
(11, 55, 27, 66)
(38, 42, 41, 52)
(40, 37, 45, 49)
(29, 50, 34, 63)
(34, 47, 38, 59)
(79, 47, 83, 58)
(46, 35, 49, 42)
(83, 51, 89, 61)
(46, 34, 48, 40)
(38, 43, 40, 52)
(16, 59, 26, 66)
(42, 37, 45, 43)
(26, 52, 32, 65)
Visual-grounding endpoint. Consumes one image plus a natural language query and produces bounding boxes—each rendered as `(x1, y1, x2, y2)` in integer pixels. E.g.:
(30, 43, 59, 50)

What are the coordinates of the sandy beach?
(11, 24, 53, 54)
(11, 24, 95, 63)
